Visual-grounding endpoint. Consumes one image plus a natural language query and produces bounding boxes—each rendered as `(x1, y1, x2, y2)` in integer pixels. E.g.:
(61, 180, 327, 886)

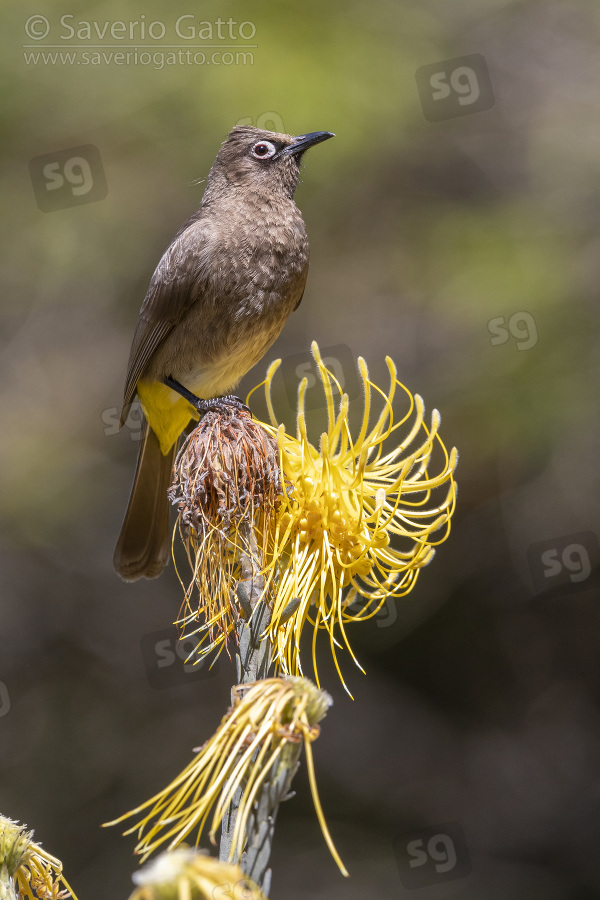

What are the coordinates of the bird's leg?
(163, 376, 202, 408)
(163, 377, 251, 416)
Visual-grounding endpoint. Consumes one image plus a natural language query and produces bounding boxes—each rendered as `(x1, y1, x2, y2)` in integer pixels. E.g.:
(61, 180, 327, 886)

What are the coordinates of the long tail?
(113, 421, 175, 581)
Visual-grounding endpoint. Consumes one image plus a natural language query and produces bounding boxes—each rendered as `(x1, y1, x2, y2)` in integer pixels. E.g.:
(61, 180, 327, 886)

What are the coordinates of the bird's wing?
(121, 220, 212, 420)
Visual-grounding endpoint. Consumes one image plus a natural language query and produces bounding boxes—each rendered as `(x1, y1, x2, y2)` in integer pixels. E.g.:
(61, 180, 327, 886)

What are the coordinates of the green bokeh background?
(1, 1, 600, 897)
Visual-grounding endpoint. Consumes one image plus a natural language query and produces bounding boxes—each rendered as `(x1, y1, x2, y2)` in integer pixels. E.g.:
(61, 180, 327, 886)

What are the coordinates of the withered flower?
(168, 407, 282, 661)
(106, 677, 347, 876)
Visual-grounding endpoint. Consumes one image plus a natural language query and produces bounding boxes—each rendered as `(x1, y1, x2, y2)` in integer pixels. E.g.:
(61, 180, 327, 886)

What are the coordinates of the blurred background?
(2, 0, 600, 897)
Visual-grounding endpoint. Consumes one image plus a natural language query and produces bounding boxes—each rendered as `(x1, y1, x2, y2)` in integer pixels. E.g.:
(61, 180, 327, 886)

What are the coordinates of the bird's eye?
(250, 140, 278, 160)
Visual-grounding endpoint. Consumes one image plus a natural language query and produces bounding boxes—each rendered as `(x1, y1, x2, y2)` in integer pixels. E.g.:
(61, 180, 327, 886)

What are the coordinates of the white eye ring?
(250, 140, 278, 160)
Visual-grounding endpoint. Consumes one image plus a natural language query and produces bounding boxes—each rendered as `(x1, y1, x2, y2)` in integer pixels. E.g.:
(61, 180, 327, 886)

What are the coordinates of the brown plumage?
(114, 125, 334, 581)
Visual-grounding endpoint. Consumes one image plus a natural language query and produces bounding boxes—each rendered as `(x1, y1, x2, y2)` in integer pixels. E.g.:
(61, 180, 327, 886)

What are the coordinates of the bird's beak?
(276, 131, 335, 159)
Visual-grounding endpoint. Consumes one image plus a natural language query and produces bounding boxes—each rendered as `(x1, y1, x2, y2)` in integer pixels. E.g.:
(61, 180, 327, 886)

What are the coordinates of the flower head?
(248, 343, 458, 693)
(106, 676, 347, 876)
(169, 344, 457, 694)
(168, 407, 282, 660)
(0, 816, 76, 900)
(128, 847, 266, 900)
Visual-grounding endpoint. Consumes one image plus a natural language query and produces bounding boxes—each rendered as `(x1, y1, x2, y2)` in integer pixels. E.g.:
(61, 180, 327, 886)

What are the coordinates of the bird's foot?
(219, 394, 252, 415)
(163, 377, 251, 417)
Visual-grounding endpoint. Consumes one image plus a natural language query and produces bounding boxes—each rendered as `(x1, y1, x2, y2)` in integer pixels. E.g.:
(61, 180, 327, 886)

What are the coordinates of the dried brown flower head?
(168, 407, 283, 660)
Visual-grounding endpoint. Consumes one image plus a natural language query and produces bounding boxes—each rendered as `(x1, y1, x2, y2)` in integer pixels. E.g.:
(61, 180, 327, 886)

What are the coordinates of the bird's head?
(204, 126, 335, 201)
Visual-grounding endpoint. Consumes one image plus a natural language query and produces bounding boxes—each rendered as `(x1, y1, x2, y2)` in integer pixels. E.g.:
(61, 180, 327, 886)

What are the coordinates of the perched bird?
(114, 125, 334, 581)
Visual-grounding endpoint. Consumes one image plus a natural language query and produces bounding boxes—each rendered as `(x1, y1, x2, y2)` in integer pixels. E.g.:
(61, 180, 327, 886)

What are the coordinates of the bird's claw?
(219, 394, 252, 415)
(163, 377, 252, 417)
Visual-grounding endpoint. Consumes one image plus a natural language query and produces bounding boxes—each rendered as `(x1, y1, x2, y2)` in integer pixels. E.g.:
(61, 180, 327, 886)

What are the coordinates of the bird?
(113, 125, 334, 581)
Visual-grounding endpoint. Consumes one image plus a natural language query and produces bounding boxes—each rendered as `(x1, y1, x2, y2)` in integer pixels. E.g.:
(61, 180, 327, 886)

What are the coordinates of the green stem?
(219, 523, 299, 896)
(234, 524, 272, 686)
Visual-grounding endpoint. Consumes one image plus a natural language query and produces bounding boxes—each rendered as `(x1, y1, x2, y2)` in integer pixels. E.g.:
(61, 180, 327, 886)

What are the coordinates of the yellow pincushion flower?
(0, 816, 76, 900)
(170, 343, 457, 693)
(128, 848, 266, 900)
(248, 343, 458, 692)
